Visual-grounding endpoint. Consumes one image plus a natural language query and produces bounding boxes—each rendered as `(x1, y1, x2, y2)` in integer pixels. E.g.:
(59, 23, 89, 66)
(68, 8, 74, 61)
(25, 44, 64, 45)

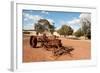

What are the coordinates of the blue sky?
(22, 10, 81, 31)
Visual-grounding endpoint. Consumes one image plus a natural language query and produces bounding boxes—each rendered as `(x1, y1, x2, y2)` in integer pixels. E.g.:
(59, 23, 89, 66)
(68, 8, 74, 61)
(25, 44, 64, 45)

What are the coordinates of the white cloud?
(59, 18, 80, 26)
(24, 13, 43, 25)
(23, 24, 34, 30)
(24, 18, 28, 21)
(23, 13, 43, 23)
(59, 20, 67, 25)
(66, 13, 91, 26)
(56, 19, 80, 31)
(23, 13, 28, 17)
(32, 15, 43, 24)
(41, 11, 49, 14)
(67, 18, 80, 25)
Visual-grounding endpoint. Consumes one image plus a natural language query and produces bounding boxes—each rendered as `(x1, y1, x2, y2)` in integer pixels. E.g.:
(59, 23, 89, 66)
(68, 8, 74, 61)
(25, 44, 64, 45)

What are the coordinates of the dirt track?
(23, 36, 91, 62)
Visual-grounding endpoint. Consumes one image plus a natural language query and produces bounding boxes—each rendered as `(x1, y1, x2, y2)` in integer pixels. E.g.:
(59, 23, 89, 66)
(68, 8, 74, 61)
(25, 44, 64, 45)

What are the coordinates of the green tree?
(34, 19, 55, 35)
(57, 25, 73, 37)
(49, 24, 55, 34)
(74, 28, 84, 37)
(86, 28, 91, 39)
(34, 23, 45, 35)
(80, 17, 91, 39)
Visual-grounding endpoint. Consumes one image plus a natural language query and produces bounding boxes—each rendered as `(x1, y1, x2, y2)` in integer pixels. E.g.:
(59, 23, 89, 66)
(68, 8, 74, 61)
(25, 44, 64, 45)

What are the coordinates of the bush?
(57, 25, 73, 37)
(74, 28, 84, 37)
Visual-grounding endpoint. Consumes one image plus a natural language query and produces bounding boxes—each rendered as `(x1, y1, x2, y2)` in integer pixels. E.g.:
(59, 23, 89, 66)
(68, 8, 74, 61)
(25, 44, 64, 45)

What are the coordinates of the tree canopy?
(74, 28, 84, 37)
(34, 19, 55, 35)
(57, 25, 73, 37)
(80, 17, 91, 39)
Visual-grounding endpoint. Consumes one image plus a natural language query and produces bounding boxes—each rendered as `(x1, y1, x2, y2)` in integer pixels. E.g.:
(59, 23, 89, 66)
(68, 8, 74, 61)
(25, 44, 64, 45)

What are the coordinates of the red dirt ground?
(23, 36, 91, 62)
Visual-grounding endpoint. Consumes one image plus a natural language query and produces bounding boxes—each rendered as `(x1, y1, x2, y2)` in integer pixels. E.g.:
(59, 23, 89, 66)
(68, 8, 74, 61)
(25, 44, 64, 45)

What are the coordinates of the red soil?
(23, 36, 91, 62)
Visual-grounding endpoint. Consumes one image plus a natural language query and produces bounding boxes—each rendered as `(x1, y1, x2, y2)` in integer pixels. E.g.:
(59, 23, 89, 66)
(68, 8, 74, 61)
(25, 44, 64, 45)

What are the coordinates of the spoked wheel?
(32, 36, 37, 48)
(30, 36, 37, 48)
